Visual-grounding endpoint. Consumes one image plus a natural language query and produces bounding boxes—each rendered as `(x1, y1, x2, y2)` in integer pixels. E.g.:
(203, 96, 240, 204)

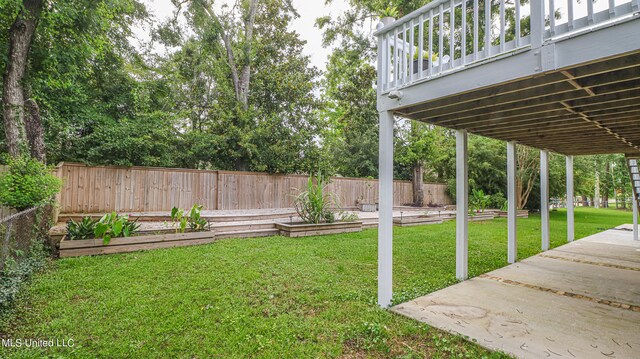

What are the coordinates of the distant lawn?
(1, 208, 632, 358)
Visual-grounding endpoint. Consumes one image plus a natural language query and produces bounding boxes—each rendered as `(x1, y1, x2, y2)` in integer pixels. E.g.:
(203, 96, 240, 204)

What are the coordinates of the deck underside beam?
(390, 50, 640, 156)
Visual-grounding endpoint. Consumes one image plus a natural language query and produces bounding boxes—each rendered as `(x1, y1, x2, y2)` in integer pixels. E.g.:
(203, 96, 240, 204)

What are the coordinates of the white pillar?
(507, 142, 518, 263)
(378, 111, 394, 308)
(566, 155, 575, 242)
(633, 195, 638, 241)
(540, 150, 550, 251)
(456, 130, 469, 280)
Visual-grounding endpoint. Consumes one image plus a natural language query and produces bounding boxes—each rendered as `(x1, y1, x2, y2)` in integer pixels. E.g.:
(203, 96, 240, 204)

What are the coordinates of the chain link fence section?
(0, 205, 54, 272)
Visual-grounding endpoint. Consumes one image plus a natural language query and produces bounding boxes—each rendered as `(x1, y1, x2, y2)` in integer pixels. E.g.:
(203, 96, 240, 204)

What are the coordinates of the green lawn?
(0, 208, 633, 358)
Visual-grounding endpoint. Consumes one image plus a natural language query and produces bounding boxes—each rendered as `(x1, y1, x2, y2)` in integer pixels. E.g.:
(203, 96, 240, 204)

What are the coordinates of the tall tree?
(2, 0, 43, 158)
(191, 0, 259, 110)
(161, 0, 323, 173)
(516, 146, 539, 209)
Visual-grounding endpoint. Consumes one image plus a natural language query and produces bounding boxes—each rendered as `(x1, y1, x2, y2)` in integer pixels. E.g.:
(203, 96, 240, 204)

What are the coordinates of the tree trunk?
(24, 98, 46, 162)
(412, 161, 424, 207)
(237, 0, 258, 110)
(516, 146, 538, 210)
(581, 195, 589, 207)
(2, 0, 43, 157)
(218, 0, 258, 111)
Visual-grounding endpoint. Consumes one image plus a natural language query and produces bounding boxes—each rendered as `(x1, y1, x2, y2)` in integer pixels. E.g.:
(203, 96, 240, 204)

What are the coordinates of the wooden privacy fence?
(57, 163, 451, 213)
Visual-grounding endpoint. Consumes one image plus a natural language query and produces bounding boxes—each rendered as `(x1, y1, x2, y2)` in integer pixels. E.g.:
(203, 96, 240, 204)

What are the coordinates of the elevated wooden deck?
(377, 0, 640, 155)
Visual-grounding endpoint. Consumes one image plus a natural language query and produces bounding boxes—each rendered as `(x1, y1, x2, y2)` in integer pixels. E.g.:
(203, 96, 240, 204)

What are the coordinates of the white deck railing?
(376, 0, 639, 93)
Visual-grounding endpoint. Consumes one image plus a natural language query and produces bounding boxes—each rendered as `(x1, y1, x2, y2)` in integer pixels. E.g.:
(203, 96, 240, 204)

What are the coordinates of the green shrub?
(170, 204, 209, 233)
(293, 172, 337, 224)
(66, 217, 99, 240)
(489, 192, 507, 211)
(94, 212, 140, 244)
(0, 156, 62, 211)
(470, 189, 491, 213)
(0, 239, 49, 317)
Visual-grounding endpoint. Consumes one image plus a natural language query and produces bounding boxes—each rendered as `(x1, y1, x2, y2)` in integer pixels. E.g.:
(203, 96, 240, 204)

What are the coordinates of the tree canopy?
(1, 0, 633, 208)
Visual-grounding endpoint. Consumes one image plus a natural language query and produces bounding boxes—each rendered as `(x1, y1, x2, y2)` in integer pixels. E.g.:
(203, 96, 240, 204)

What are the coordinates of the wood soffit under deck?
(395, 51, 640, 156)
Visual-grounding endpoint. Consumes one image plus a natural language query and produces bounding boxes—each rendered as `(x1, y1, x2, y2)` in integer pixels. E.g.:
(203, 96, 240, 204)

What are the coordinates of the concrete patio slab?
(392, 227, 640, 359)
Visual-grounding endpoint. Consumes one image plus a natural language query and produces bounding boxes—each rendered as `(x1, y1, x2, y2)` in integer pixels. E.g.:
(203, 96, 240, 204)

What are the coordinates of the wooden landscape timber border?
(275, 221, 363, 238)
(468, 213, 496, 221)
(493, 210, 530, 218)
(56, 162, 451, 213)
(393, 216, 444, 227)
(58, 231, 217, 257)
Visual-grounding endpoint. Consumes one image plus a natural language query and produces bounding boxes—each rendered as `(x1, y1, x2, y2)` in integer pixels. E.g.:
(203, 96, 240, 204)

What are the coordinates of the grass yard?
(0, 208, 633, 358)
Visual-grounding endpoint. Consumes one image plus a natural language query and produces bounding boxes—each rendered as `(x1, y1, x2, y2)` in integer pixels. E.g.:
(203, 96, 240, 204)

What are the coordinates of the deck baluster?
(450, 0, 455, 67)
(409, 20, 415, 83)
(429, 10, 434, 76)
(568, 0, 574, 29)
(500, 0, 506, 52)
(549, 0, 555, 35)
(485, 0, 491, 57)
(394, 27, 399, 85)
(418, 15, 424, 79)
(402, 24, 408, 85)
(608, 0, 616, 18)
(515, 0, 521, 46)
(439, 4, 444, 73)
(462, 0, 467, 65)
(473, 0, 478, 60)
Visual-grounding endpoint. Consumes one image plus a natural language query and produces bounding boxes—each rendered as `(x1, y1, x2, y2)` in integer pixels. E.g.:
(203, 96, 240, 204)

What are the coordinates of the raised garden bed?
(58, 231, 217, 258)
(393, 216, 443, 227)
(468, 213, 496, 221)
(493, 210, 529, 218)
(359, 203, 377, 212)
(275, 221, 363, 238)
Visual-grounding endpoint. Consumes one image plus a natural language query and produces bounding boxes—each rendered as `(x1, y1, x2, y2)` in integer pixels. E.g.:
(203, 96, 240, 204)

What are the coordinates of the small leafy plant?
(66, 217, 99, 240)
(470, 189, 491, 213)
(490, 192, 507, 211)
(338, 211, 360, 222)
(94, 212, 140, 244)
(379, 5, 399, 18)
(0, 155, 62, 211)
(293, 172, 338, 224)
(170, 204, 209, 233)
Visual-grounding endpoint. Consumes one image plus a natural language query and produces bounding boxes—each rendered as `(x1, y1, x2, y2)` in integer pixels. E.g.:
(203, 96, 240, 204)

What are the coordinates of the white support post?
(456, 130, 469, 280)
(540, 150, 550, 251)
(507, 142, 517, 263)
(633, 195, 638, 241)
(566, 155, 575, 242)
(378, 110, 394, 308)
